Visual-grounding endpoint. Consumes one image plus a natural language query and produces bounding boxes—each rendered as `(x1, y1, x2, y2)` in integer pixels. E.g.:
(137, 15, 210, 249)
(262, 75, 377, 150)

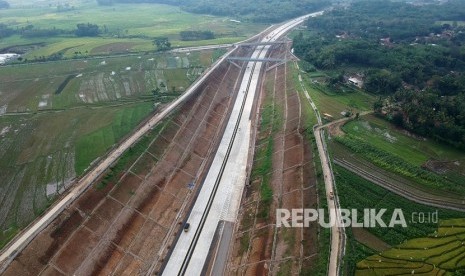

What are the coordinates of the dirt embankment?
(228, 44, 319, 275)
(3, 46, 256, 276)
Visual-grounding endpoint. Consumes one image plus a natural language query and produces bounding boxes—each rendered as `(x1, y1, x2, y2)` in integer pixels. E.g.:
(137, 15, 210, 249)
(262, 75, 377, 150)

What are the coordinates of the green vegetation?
(75, 23, 100, 37)
(253, 79, 277, 219)
(342, 115, 465, 167)
(0, 46, 219, 249)
(293, 0, 465, 149)
(357, 219, 465, 275)
(335, 115, 465, 195)
(239, 232, 250, 255)
(296, 64, 375, 120)
(153, 37, 171, 51)
(0, 2, 266, 61)
(75, 102, 153, 174)
(179, 30, 214, 41)
(102, 0, 328, 23)
(335, 134, 464, 195)
(291, 62, 330, 276)
(334, 166, 465, 274)
(93, 116, 170, 190)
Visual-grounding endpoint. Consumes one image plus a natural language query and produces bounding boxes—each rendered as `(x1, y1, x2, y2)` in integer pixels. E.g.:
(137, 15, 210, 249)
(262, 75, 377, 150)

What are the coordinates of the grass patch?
(0, 226, 19, 249)
(343, 115, 465, 166)
(75, 102, 153, 174)
(0, 3, 266, 59)
(252, 75, 279, 220)
(299, 72, 375, 120)
(335, 134, 465, 195)
(239, 232, 250, 255)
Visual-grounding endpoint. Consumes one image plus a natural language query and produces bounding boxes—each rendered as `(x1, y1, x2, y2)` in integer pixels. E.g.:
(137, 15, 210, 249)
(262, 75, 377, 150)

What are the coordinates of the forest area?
(97, 0, 328, 22)
(293, 0, 465, 149)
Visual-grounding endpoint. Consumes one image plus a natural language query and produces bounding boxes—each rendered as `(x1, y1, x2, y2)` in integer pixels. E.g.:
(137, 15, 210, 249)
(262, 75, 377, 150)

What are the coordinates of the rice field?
(357, 219, 465, 275)
(0, 1, 266, 59)
(0, 53, 198, 112)
(0, 49, 217, 248)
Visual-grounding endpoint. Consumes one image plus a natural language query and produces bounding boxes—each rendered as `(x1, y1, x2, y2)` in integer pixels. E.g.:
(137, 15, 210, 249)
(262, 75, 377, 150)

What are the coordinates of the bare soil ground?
(3, 46, 255, 276)
(351, 227, 390, 252)
(227, 44, 319, 275)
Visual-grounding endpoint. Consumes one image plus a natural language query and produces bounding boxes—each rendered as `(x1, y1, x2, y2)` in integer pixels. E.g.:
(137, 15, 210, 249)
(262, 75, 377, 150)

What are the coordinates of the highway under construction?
(0, 13, 325, 276)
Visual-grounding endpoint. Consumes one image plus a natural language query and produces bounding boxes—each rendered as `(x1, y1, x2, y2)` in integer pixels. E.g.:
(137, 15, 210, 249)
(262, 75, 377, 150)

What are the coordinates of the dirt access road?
(295, 60, 346, 276)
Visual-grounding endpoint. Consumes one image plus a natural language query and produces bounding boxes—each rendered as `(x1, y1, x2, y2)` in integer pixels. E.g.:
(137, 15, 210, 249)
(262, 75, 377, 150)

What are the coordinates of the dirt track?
(3, 46, 256, 276)
(227, 44, 319, 275)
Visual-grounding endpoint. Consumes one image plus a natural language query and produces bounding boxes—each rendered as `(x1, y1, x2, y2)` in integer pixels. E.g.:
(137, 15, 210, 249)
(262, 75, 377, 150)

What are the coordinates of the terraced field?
(335, 115, 465, 196)
(334, 166, 465, 275)
(357, 219, 465, 275)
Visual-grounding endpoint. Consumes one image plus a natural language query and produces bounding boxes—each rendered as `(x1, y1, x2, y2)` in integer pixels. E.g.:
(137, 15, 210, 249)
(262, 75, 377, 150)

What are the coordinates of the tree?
(96, 0, 113, 5)
(364, 69, 401, 94)
(75, 23, 100, 37)
(153, 37, 171, 51)
(0, 1, 9, 9)
(373, 98, 384, 114)
(180, 30, 215, 41)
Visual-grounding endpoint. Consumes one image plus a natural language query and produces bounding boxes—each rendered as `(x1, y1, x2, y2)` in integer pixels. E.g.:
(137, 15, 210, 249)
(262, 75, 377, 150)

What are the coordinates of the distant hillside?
(97, 0, 329, 22)
(0, 0, 9, 9)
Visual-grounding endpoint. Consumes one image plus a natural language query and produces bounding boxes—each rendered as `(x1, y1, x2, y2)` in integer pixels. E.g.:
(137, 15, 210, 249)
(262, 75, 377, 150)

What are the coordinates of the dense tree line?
(379, 88, 465, 149)
(0, 24, 14, 38)
(75, 23, 100, 37)
(96, 0, 328, 23)
(179, 30, 214, 41)
(0, 1, 9, 9)
(293, 0, 465, 149)
(21, 25, 67, 38)
(0, 23, 101, 39)
(153, 37, 171, 51)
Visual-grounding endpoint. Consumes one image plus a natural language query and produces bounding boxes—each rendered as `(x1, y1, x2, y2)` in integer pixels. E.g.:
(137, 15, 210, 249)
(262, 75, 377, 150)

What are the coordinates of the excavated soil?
(4, 46, 255, 276)
(228, 44, 319, 275)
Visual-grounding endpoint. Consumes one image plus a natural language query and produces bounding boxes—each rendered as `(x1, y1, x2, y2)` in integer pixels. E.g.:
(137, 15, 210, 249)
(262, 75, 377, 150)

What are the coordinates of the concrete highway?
(162, 12, 323, 276)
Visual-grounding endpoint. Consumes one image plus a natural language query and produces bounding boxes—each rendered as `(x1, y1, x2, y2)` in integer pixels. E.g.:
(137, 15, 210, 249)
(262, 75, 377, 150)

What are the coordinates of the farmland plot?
(0, 53, 198, 111)
(0, 50, 215, 247)
(357, 219, 465, 275)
